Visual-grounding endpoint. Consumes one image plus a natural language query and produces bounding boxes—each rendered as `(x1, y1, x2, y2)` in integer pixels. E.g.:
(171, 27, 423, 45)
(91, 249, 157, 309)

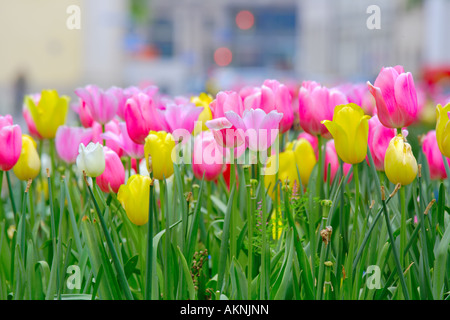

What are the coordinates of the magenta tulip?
(22, 93, 43, 139)
(210, 91, 244, 118)
(72, 99, 94, 128)
(101, 122, 144, 159)
(124, 92, 165, 144)
(422, 130, 450, 180)
(111, 85, 159, 120)
(75, 85, 118, 125)
(368, 115, 398, 171)
(192, 131, 225, 181)
(367, 65, 418, 128)
(97, 147, 125, 193)
(298, 81, 348, 138)
(55, 125, 93, 164)
(0, 115, 22, 171)
(324, 140, 352, 184)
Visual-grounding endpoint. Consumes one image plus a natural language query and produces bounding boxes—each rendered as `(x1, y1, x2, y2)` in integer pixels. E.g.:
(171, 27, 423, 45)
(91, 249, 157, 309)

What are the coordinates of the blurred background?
(1, 0, 450, 123)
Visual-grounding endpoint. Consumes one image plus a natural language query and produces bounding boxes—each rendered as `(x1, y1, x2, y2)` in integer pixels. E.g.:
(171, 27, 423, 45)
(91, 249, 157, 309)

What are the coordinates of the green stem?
(400, 187, 406, 266)
(102, 124, 106, 146)
(6, 171, 17, 220)
(229, 147, 236, 260)
(145, 181, 154, 300)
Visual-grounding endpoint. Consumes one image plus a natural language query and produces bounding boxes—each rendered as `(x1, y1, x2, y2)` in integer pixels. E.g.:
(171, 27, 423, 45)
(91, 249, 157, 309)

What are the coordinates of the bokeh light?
(214, 47, 232, 67)
(235, 10, 254, 30)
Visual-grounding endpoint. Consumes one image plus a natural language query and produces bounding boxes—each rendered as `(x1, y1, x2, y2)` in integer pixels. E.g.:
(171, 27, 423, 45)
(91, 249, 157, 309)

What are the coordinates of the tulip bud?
(435, 103, 450, 158)
(144, 131, 175, 180)
(117, 174, 152, 225)
(13, 135, 41, 181)
(384, 134, 418, 185)
(0, 114, 22, 171)
(97, 147, 125, 193)
(76, 142, 105, 178)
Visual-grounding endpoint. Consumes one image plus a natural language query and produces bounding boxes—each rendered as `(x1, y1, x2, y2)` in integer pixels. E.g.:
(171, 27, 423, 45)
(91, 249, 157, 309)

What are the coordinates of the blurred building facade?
(1, 0, 449, 116)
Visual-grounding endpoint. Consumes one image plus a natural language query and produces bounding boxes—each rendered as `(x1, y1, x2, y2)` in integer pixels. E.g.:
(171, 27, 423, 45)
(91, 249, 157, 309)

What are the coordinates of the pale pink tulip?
(55, 125, 93, 164)
(367, 65, 418, 128)
(97, 147, 125, 193)
(92, 121, 123, 157)
(101, 122, 144, 159)
(192, 131, 225, 181)
(298, 81, 348, 138)
(337, 83, 376, 115)
(75, 85, 118, 125)
(162, 102, 203, 133)
(0, 115, 22, 171)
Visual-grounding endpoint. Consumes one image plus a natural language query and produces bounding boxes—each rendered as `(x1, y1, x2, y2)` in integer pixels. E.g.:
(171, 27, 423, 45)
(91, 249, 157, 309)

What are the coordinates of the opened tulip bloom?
(384, 134, 418, 185)
(192, 130, 225, 181)
(298, 81, 348, 138)
(97, 147, 125, 193)
(422, 130, 450, 180)
(264, 138, 317, 198)
(162, 102, 203, 133)
(117, 174, 152, 226)
(76, 142, 105, 177)
(25, 90, 69, 139)
(13, 135, 41, 181)
(144, 131, 175, 180)
(92, 120, 123, 157)
(435, 103, 450, 158)
(367, 65, 418, 128)
(191, 92, 213, 132)
(0, 115, 22, 171)
(101, 122, 144, 159)
(55, 125, 93, 164)
(124, 92, 166, 144)
(75, 85, 118, 125)
(321, 103, 370, 164)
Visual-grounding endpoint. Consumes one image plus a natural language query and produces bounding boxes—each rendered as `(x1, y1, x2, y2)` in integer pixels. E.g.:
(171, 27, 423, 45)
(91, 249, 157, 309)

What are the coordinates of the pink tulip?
(55, 125, 93, 164)
(72, 99, 95, 128)
(112, 85, 159, 120)
(22, 93, 43, 139)
(241, 80, 293, 133)
(297, 132, 318, 158)
(101, 122, 144, 159)
(336, 83, 376, 115)
(75, 85, 118, 125)
(368, 115, 404, 171)
(124, 92, 165, 144)
(422, 130, 450, 180)
(91, 120, 123, 158)
(298, 81, 348, 138)
(162, 102, 203, 133)
(192, 131, 225, 181)
(97, 147, 125, 193)
(210, 91, 244, 118)
(0, 115, 22, 171)
(367, 65, 418, 128)
(324, 140, 352, 184)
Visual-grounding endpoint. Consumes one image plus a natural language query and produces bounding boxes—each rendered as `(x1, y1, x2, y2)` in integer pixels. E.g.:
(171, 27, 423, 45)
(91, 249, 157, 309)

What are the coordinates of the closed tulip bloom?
(97, 147, 125, 193)
(13, 135, 41, 181)
(298, 81, 348, 138)
(368, 115, 398, 171)
(22, 93, 43, 139)
(76, 142, 105, 177)
(435, 103, 450, 158)
(72, 99, 94, 128)
(162, 102, 203, 133)
(422, 130, 450, 180)
(192, 131, 224, 181)
(124, 92, 166, 144)
(367, 65, 418, 128)
(101, 122, 144, 159)
(321, 103, 370, 164)
(144, 131, 175, 180)
(191, 92, 213, 132)
(25, 90, 70, 139)
(297, 132, 318, 158)
(117, 174, 152, 226)
(264, 138, 317, 197)
(55, 125, 93, 164)
(75, 85, 118, 125)
(337, 83, 376, 116)
(384, 134, 418, 185)
(0, 115, 22, 171)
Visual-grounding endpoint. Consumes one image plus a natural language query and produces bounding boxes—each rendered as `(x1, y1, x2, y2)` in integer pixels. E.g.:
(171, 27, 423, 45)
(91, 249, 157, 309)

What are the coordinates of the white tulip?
(76, 142, 105, 177)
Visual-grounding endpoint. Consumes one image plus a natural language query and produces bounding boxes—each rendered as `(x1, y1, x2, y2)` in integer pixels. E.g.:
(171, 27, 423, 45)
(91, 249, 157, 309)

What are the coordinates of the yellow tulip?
(321, 103, 371, 164)
(191, 93, 213, 132)
(144, 131, 176, 180)
(13, 135, 41, 181)
(264, 138, 316, 198)
(271, 208, 283, 240)
(25, 90, 69, 139)
(384, 134, 418, 185)
(117, 175, 152, 226)
(435, 103, 450, 158)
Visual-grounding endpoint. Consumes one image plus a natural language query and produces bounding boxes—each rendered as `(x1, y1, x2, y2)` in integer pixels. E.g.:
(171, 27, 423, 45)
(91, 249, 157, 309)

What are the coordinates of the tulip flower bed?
(0, 68, 449, 301)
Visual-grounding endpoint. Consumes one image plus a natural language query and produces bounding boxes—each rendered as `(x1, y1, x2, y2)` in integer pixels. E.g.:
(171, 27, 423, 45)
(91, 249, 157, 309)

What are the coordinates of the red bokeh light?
(214, 47, 232, 67)
(236, 10, 254, 30)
